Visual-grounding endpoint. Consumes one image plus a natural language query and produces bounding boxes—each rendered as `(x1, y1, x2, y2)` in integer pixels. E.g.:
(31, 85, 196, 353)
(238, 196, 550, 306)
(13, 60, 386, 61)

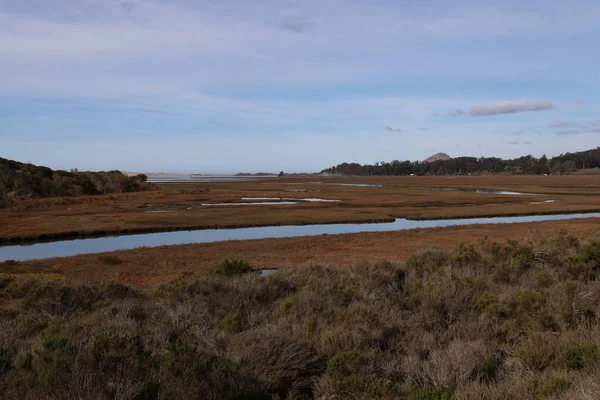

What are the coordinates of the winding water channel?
(2, 212, 600, 262)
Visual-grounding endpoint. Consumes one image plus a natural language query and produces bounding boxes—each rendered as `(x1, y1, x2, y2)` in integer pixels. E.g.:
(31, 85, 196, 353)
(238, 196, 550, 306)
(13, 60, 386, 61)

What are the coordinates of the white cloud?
(470, 100, 554, 116)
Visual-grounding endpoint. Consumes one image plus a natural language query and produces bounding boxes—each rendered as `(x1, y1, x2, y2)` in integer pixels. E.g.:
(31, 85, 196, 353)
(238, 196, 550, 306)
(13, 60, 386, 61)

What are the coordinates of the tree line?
(321, 147, 600, 176)
(0, 157, 155, 207)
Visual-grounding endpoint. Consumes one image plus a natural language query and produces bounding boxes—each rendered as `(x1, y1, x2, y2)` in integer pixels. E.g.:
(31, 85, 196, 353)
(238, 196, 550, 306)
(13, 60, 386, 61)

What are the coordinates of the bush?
(539, 377, 572, 397)
(5, 235, 600, 398)
(0, 348, 13, 375)
(407, 386, 454, 400)
(98, 255, 122, 266)
(565, 344, 600, 370)
(213, 259, 256, 276)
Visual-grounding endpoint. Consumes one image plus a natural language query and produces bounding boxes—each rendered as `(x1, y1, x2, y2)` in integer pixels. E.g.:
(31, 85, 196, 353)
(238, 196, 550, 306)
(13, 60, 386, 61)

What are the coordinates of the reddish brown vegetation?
(3, 175, 600, 242)
(6, 218, 600, 288)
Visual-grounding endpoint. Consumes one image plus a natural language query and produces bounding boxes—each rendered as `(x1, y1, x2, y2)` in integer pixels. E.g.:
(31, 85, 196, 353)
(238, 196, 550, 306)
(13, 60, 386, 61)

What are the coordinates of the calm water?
(148, 176, 276, 183)
(1, 213, 600, 262)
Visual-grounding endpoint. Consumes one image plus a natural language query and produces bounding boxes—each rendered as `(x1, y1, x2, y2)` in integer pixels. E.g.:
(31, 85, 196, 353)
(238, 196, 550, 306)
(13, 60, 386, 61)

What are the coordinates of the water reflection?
(2, 212, 599, 262)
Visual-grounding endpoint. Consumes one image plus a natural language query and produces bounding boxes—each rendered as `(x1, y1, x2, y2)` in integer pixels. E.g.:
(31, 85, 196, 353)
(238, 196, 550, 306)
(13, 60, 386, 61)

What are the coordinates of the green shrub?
(483, 355, 500, 380)
(34, 337, 77, 387)
(98, 255, 122, 265)
(474, 291, 498, 312)
(102, 281, 138, 299)
(565, 344, 600, 370)
(539, 377, 572, 397)
(455, 243, 481, 265)
(0, 348, 13, 375)
(285, 389, 312, 400)
(325, 351, 385, 395)
(21, 281, 102, 315)
(574, 241, 600, 271)
(514, 245, 535, 266)
(221, 311, 243, 333)
(407, 386, 454, 400)
(213, 259, 256, 276)
(513, 289, 545, 313)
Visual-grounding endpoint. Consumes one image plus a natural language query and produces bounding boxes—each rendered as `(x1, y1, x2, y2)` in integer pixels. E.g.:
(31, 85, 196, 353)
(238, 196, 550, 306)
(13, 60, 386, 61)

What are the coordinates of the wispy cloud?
(549, 120, 569, 128)
(280, 15, 310, 33)
(508, 141, 520, 145)
(557, 129, 581, 135)
(471, 100, 554, 117)
(1, 0, 600, 171)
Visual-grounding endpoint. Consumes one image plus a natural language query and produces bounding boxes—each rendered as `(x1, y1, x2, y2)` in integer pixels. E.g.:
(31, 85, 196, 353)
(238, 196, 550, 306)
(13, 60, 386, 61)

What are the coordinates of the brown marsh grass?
(2, 175, 600, 242)
(7, 218, 600, 288)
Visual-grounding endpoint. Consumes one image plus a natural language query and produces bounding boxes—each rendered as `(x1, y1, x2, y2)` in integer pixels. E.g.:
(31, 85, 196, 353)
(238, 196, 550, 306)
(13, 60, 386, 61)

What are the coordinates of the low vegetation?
(3, 233, 600, 398)
(0, 157, 155, 207)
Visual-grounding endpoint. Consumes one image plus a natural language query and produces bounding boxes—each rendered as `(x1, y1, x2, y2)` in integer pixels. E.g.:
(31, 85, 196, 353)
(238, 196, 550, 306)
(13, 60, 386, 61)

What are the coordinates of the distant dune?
(424, 152, 451, 163)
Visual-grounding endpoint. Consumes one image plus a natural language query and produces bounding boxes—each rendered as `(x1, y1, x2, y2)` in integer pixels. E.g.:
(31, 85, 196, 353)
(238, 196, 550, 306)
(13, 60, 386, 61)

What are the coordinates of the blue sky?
(1, 0, 599, 173)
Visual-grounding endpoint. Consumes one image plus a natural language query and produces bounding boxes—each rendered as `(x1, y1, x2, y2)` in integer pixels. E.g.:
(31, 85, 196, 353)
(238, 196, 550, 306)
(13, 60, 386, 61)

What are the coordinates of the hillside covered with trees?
(0, 157, 154, 207)
(322, 147, 600, 176)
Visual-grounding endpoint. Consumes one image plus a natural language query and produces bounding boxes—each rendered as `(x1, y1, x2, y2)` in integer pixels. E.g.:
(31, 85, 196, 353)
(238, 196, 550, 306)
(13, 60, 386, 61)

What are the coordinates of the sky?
(1, 0, 599, 173)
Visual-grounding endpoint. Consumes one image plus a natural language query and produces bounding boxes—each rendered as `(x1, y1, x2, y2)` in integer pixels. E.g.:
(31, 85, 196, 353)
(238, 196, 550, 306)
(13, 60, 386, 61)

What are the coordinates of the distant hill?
(424, 152, 451, 163)
(321, 147, 600, 176)
(0, 157, 155, 207)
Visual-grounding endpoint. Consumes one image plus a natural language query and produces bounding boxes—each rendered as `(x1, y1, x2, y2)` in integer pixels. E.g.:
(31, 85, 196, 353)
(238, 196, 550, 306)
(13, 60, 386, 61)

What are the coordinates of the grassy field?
(4, 233, 600, 399)
(2, 175, 600, 242)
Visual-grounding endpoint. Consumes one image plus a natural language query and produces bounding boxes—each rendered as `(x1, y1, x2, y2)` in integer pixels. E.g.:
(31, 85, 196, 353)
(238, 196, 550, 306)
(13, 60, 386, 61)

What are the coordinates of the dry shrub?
(516, 333, 567, 372)
(454, 379, 531, 400)
(423, 340, 488, 389)
(405, 247, 450, 278)
(228, 326, 324, 396)
(567, 366, 600, 400)
(5, 234, 600, 398)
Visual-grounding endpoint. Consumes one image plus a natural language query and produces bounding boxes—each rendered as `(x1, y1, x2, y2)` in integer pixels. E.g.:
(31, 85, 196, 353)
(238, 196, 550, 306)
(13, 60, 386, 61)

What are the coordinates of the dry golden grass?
(2, 175, 600, 242)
